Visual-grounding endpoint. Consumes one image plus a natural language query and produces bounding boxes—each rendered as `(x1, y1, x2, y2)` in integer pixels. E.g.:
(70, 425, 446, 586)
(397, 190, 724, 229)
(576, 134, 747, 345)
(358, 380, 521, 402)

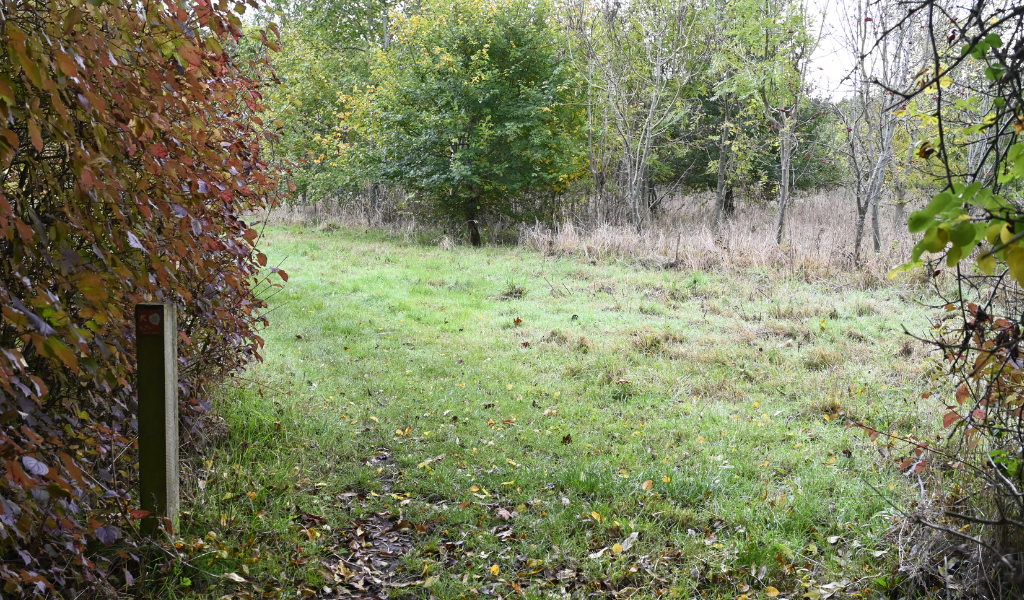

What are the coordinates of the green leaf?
(921, 226, 948, 253)
(946, 244, 963, 267)
(978, 254, 996, 275)
(985, 66, 1004, 82)
(907, 211, 933, 233)
(926, 191, 955, 215)
(949, 221, 978, 247)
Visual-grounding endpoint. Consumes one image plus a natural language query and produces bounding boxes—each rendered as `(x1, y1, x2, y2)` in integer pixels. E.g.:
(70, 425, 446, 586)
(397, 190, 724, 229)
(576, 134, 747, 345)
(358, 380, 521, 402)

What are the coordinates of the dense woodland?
(1, 0, 1024, 597)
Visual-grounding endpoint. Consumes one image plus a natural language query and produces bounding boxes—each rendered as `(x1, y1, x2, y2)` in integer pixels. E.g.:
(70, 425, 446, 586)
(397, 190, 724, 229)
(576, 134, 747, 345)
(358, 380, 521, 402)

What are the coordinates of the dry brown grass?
(519, 190, 913, 281)
(260, 190, 915, 282)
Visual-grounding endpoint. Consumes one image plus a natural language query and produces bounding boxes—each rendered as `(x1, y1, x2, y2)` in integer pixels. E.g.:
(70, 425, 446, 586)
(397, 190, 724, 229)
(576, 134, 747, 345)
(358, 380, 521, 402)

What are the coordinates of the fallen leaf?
(562, 433, 572, 445)
(765, 587, 780, 597)
(490, 564, 500, 576)
(225, 572, 246, 583)
(641, 479, 653, 491)
(612, 543, 623, 554)
(620, 531, 639, 551)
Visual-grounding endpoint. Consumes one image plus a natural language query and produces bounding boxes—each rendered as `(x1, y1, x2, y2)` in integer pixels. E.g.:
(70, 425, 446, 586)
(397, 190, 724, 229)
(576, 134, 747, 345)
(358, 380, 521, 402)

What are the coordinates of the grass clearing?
(172, 227, 940, 599)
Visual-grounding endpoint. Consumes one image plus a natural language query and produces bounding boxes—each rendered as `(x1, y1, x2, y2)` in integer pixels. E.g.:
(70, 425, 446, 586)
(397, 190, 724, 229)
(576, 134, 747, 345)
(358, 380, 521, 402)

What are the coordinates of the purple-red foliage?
(0, 0, 286, 595)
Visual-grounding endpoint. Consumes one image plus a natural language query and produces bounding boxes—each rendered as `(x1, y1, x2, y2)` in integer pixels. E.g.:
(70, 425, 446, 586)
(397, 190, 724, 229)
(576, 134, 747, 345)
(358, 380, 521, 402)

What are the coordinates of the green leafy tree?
(726, 0, 818, 243)
(564, 0, 706, 228)
(344, 0, 587, 245)
(264, 0, 398, 200)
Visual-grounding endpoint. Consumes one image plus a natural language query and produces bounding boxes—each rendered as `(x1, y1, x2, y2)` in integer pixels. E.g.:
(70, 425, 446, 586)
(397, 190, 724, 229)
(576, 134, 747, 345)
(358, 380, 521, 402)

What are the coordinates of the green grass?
(170, 226, 939, 599)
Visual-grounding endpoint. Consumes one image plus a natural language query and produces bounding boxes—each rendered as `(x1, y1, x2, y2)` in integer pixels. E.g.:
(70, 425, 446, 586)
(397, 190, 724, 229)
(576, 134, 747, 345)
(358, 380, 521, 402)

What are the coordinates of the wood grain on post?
(135, 303, 179, 534)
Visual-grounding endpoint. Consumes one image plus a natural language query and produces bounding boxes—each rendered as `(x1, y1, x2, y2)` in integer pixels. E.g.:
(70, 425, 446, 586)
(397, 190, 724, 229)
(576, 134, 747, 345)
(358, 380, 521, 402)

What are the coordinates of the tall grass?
(264, 189, 915, 279)
(520, 190, 913, 278)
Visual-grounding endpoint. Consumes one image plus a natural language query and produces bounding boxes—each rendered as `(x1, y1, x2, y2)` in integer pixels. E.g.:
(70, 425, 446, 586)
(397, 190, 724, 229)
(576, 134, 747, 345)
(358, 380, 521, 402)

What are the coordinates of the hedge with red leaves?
(0, 0, 285, 595)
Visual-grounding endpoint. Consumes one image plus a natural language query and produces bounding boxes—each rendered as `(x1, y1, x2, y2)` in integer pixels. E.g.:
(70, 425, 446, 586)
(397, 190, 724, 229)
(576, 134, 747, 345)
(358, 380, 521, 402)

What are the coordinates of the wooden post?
(135, 303, 178, 534)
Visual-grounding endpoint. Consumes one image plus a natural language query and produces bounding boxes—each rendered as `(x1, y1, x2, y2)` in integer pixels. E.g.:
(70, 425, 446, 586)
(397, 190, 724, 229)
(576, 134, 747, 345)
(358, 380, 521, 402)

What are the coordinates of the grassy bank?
(169, 226, 938, 599)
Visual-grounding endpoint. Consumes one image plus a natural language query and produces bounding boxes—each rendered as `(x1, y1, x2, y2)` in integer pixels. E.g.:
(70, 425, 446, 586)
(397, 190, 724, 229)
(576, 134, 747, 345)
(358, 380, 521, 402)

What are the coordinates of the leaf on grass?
(225, 572, 247, 583)
(765, 587, 780, 598)
(620, 531, 639, 551)
(641, 479, 653, 491)
(129, 509, 151, 519)
(562, 433, 572, 445)
(611, 543, 623, 554)
(489, 564, 500, 576)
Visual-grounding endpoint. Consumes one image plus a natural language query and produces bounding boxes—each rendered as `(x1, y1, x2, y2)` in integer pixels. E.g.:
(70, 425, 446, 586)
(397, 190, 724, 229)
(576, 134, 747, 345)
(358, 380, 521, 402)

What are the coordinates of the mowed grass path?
(181, 227, 938, 599)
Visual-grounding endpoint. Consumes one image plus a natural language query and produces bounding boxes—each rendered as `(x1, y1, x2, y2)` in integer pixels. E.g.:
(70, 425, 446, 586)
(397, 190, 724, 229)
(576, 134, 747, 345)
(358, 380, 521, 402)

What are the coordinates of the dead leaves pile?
(319, 514, 415, 598)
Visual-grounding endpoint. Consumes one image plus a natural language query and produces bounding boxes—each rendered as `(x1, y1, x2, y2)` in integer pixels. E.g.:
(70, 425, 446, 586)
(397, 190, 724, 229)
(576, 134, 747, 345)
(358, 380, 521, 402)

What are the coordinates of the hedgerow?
(0, 0, 285, 595)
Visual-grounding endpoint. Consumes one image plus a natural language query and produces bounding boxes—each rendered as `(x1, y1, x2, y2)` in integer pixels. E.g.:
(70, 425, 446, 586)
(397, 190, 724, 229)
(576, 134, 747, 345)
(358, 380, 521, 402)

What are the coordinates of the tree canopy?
(338, 0, 586, 244)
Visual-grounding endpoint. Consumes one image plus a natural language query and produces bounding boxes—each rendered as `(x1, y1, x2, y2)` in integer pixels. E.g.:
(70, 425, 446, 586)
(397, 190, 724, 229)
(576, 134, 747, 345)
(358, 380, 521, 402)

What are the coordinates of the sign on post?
(135, 303, 179, 534)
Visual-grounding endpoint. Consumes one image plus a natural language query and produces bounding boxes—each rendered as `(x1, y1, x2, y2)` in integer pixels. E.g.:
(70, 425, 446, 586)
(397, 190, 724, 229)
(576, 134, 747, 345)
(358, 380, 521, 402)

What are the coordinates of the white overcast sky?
(807, 0, 858, 99)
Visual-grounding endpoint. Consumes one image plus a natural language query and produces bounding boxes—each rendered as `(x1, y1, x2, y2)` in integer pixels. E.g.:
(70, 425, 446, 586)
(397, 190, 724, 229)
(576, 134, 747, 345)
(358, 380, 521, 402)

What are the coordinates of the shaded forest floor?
(171, 227, 941, 599)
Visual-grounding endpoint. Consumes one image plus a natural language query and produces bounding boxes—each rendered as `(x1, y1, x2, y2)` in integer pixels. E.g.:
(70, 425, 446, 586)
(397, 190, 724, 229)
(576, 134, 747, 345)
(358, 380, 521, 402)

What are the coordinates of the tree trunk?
(853, 203, 868, 265)
(893, 193, 906, 231)
(870, 187, 882, 253)
(645, 169, 656, 217)
(893, 130, 917, 230)
(865, 122, 896, 253)
(776, 124, 793, 244)
(713, 104, 731, 230)
(465, 202, 482, 247)
(872, 191, 880, 249)
(467, 217, 481, 247)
